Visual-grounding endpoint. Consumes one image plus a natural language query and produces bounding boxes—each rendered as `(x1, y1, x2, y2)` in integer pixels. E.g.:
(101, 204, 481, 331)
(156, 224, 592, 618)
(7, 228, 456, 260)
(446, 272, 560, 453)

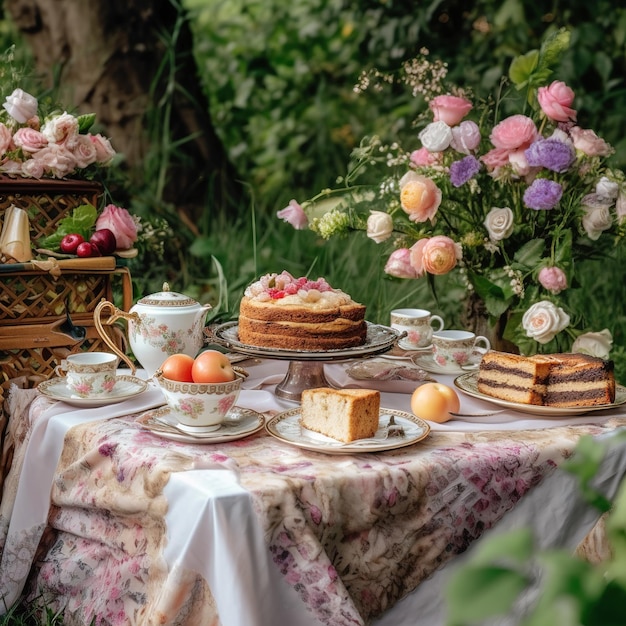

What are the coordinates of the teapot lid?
(136, 282, 199, 308)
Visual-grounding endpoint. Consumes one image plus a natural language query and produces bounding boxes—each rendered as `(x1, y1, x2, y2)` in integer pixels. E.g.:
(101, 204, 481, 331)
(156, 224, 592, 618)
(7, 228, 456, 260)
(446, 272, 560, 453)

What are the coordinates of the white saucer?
(136, 406, 265, 444)
(411, 354, 479, 375)
(38, 375, 148, 407)
(397, 339, 432, 352)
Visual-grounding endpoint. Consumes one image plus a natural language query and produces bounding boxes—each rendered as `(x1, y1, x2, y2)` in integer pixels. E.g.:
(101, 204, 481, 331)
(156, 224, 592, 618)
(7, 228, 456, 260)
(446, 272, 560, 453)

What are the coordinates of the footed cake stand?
(212, 321, 400, 402)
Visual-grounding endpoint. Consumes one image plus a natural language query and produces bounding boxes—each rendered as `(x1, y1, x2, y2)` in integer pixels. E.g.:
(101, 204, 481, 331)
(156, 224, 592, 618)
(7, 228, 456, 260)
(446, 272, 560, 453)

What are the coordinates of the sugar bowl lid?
(135, 282, 200, 308)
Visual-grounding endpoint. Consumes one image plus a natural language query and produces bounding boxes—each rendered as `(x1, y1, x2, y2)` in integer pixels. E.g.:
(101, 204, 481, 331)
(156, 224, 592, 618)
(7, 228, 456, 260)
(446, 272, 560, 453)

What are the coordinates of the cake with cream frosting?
(238, 271, 367, 350)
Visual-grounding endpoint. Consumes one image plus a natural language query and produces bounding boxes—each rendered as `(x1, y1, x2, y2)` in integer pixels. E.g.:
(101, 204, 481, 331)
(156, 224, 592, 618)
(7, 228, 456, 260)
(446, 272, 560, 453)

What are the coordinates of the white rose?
(3, 88, 38, 123)
(571, 329, 613, 359)
(582, 204, 613, 240)
(595, 176, 619, 200)
(41, 111, 79, 144)
(522, 300, 570, 344)
(418, 121, 453, 152)
(484, 207, 514, 241)
(366, 210, 393, 243)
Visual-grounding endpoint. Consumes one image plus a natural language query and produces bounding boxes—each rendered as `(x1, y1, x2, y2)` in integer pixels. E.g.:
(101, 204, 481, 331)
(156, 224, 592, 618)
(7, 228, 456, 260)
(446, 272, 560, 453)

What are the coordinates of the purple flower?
(523, 179, 563, 210)
(449, 155, 481, 187)
(525, 139, 575, 173)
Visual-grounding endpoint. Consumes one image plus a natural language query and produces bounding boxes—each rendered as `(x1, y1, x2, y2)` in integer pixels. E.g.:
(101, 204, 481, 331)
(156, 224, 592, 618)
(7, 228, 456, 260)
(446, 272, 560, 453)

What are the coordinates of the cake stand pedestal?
(212, 321, 400, 402)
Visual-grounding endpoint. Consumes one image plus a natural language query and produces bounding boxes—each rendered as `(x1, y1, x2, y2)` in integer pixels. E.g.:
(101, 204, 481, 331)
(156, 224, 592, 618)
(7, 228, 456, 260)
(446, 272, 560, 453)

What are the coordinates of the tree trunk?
(4, 0, 242, 226)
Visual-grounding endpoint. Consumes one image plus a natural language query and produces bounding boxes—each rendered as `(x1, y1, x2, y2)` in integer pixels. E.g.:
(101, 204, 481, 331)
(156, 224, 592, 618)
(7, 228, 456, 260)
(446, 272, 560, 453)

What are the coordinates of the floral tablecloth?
(1, 366, 626, 625)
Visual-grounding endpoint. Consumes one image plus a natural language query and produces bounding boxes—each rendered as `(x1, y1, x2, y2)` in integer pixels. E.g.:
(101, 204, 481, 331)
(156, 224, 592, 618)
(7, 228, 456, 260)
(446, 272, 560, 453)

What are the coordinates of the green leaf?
(37, 204, 98, 251)
(509, 50, 539, 87)
(539, 27, 571, 70)
(77, 112, 96, 134)
(446, 564, 529, 623)
(513, 238, 546, 269)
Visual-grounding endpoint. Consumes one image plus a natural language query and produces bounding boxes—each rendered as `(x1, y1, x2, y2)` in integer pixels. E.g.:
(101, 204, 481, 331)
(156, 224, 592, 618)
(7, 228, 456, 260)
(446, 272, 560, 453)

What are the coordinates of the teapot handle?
(94, 299, 138, 375)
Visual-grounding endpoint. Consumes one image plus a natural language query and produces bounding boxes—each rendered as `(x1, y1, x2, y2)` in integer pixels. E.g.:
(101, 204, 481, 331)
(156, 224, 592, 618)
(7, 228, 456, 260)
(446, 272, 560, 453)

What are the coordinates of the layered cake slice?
(300, 387, 380, 443)
(477, 350, 616, 408)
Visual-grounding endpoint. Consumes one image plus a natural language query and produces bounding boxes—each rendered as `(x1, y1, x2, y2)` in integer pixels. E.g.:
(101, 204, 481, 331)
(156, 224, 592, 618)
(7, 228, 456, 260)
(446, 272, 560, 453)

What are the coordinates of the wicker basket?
(0, 176, 101, 244)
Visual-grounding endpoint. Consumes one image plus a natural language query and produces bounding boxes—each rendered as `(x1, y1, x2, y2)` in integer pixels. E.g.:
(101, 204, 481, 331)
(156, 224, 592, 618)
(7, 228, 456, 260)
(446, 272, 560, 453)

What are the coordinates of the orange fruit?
(191, 349, 236, 383)
(160, 353, 195, 382)
(410, 382, 460, 423)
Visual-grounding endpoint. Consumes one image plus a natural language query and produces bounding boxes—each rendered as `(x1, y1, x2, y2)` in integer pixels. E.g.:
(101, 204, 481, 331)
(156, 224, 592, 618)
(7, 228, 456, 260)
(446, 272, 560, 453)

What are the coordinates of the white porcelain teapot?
(94, 283, 212, 375)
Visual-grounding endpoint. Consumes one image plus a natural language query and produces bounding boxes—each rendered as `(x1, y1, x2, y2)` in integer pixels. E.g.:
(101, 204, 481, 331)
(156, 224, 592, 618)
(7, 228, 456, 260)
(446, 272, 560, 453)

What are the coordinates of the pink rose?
(67, 134, 98, 169)
(490, 115, 538, 151)
(538, 266, 568, 294)
(616, 191, 626, 224)
(429, 95, 472, 126)
(89, 133, 116, 164)
(12, 127, 48, 153)
(277, 199, 308, 230)
(3, 88, 38, 123)
(400, 174, 442, 222)
(537, 81, 576, 122)
(384, 248, 419, 279)
(410, 147, 439, 167)
(96, 204, 138, 249)
(0, 160, 24, 176)
(569, 126, 613, 157)
(33, 144, 77, 178)
(481, 147, 511, 170)
(409, 239, 428, 277)
(21, 158, 45, 179)
(450, 120, 481, 154)
(421, 235, 461, 275)
(0, 123, 12, 154)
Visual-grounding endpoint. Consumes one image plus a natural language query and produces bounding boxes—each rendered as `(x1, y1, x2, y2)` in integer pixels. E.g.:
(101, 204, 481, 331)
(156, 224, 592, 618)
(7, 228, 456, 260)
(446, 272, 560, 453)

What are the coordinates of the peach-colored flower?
(429, 95, 472, 126)
(569, 126, 613, 157)
(537, 80, 576, 122)
(400, 174, 441, 222)
(421, 235, 461, 275)
(490, 115, 538, 151)
(32, 144, 76, 178)
(384, 248, 419, 278)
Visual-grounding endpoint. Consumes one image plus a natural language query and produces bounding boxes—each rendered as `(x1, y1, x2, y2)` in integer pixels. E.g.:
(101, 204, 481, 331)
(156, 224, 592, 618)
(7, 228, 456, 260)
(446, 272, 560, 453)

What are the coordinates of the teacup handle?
(429, 315, 445, 332)
(472, 335, 491, 355)
(94, 300, 138, 375)
(54, 360, 69, 378)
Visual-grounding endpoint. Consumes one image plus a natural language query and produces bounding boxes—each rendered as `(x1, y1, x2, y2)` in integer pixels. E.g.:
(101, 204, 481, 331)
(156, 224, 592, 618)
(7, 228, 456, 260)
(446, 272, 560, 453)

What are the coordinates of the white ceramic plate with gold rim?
(454, 371, 626, 417)
(265, 408, 430, 454)
(136, 405, 265, 444)
(38, 375, 148, 407)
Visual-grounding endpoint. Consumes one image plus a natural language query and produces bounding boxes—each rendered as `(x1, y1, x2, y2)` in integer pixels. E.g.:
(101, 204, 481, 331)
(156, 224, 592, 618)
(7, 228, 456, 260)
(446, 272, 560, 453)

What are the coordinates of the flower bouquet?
(278, 29, 625, 358)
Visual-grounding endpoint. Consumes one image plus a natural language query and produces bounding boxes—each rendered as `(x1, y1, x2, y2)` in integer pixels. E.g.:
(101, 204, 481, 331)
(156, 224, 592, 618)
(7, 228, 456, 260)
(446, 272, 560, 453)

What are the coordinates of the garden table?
(1, 358, 625, 625)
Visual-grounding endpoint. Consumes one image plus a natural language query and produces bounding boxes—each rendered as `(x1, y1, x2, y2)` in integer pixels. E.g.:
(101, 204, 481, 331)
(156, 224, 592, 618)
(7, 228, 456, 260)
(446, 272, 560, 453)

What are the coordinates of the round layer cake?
(238, 272, 367, 350)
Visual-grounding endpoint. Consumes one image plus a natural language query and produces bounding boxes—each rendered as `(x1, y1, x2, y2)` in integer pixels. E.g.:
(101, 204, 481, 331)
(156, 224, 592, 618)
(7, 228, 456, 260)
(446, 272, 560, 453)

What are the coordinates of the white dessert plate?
(265, 408, 430, 454)
(454, 371, 626, 417)
(411, 354, 479, 375)
(38, 375, 148, 407)
(136, 405, 264, 444)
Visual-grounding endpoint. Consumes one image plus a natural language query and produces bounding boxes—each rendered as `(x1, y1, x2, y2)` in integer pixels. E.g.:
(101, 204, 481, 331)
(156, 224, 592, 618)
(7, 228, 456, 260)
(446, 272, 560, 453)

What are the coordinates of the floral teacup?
(431, 330, 490, 371)
(55, 352, 119, 398)
(390, 308, 445, 349)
